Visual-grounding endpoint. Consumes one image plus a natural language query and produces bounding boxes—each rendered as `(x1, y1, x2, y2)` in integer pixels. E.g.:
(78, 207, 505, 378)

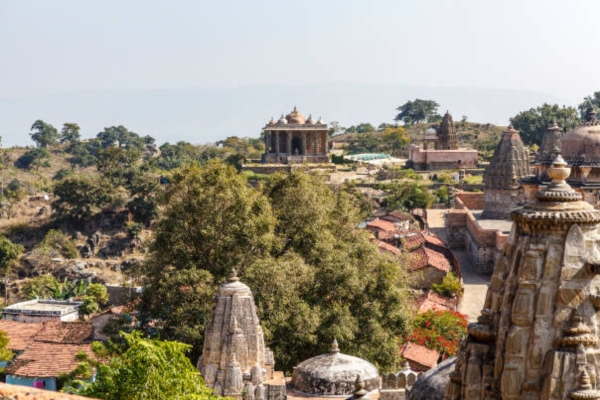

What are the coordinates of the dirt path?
(426, 209, 490, 322)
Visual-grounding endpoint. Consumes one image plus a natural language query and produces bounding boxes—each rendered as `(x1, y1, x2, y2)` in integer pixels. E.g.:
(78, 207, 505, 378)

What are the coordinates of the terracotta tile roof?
(408, 247, 452, 273)
(422, 232, 447, 247)
(401, 342, 440, 369)
(381, 211, 413, 222)
(0, 320, 43, 351)
(401, 232, 425, 251)
(373, 239, 402, 256)
(5, 341, 95, 378)
(33, 321, 92, 344)
(0, 382, 94, 399)
(365, 219, 398, 239)
(416, 291, 457, 313)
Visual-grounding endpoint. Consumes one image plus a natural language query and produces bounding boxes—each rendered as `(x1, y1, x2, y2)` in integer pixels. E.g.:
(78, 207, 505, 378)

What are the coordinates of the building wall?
(408, 145, 478, 171)
(2, 313, 78, 323)
(456, 192, 484, 210)
(6, 375, 57, 391)
(410, 267, 446, 289)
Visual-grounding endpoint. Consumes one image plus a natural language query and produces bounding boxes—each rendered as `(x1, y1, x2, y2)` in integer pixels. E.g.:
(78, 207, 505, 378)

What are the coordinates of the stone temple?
(481, 125, 531, 220)
(442, 156, 600, 400)
(197, 269, 286, 400)
(407, 111, 478, 171)
(262, 107, 329, 164)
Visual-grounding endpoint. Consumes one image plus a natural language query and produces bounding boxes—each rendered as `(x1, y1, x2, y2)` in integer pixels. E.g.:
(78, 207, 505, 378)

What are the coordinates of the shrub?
(432, 272, 462, 298)
(36, 229, 79, 260)
(407, 309, 468, 359)
(21, 274, 59, 300)
(124, 221, 143, 239)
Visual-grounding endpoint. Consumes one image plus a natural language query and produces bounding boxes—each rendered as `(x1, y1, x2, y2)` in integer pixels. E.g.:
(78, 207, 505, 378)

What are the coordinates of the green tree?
(578, 91, 600, 119)
(60, 123, 81, 144)
(382, 126, 410, 156)
(15, 147, 50, 171)
(21, 274, 59, 300)
(432, 272, 462, 298)
(29, 120, 59, 148)
(52, 176, 114, 220)
(510, 103, 578, 145)
(96, 126, 146, 152)
(0, 236, 24, 303)
(96, 147, 142, 188)
(138, 160, 276, 358)
(65, 332, 216, 400)
(394, 99, 440, 125)
(0, 330, 13, 363)
(385, 181, 435, 211)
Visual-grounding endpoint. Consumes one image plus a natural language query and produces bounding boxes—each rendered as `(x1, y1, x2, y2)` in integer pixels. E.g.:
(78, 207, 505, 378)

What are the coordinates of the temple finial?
(330, 338, 340, 353)
(228, 268, 240, 282)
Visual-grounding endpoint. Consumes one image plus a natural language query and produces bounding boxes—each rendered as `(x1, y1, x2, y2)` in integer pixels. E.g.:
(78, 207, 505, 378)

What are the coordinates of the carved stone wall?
(445, 156, 600, 400)
(436, 112, 458, 150)
(482, 125, 530, 220)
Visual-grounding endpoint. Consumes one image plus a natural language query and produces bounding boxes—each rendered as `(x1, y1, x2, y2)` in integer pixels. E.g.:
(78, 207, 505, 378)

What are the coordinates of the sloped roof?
(33, 321, 92, 344)
(365, 218, 398, 236)
(5, 341, 94, 378)
(401, 343, 440, 369)
(416, 291, 456, 313)
(0, 320, 43, 351)
(0, 381, 94, 399)
(373, 239, 402, 256)
(408, 247, 452, 273)
(381, 211, 414, 223)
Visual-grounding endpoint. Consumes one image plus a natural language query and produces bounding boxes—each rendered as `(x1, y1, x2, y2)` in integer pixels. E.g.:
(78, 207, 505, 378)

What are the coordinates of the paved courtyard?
(426, 209, 490, 322)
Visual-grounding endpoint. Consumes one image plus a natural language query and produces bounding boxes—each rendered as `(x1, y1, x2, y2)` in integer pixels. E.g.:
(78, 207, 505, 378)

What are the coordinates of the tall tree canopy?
(29, 120, 59, 148)
(138, 161, 413, 372)
(578, 91, 600, 119)
(394, 99, 440, 125)
(510, 103, 578, 145)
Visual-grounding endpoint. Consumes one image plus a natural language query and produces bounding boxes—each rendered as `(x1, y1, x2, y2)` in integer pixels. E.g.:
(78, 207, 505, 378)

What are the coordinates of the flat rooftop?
(470, 211, 514, 233)
(3, 300, 82, 316)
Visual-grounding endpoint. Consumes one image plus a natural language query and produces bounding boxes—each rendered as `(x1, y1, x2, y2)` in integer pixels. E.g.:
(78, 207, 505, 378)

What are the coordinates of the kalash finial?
(535, 154, 582, 203)
(330, 338, 340, 353)
(228, 268, 240, 283)
(352, 375, 368, 398)
(569, 368, 600, 400)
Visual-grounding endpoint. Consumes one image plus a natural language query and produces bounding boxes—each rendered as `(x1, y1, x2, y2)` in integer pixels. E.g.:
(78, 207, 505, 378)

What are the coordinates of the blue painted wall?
(6, 375, 57, 391)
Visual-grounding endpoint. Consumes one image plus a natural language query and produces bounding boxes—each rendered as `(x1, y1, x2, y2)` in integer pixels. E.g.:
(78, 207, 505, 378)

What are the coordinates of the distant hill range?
(0, 83, 573, 147)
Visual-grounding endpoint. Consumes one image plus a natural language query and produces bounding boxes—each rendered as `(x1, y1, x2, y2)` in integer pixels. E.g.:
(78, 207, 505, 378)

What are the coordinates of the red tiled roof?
(0, 320, 43, 351)
(401, 233, 425, 251)
(33, 321, 92, 344)
(416, 291, 457, 313)
(422, 232, 447, 247)
(373, 239, 402, 256)
(0, 382, 93, 399)
(408, 247, 452, 273)
(401, 342, 439, 369)
(5, 341, 95, 378)
(365, 219, 398, 239)
(381, 211, 413, 223)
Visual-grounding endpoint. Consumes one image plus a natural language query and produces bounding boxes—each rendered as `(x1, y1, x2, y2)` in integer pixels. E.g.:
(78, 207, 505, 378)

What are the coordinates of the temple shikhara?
(262, 107, 329, 164)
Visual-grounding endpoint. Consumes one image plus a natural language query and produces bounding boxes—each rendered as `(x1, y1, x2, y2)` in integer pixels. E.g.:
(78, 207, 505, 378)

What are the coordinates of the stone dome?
(217, 269, 252, 296)
(425, 127, 436, 135)
(306, 114, 316, 125)
(561, 123, 600, 160)
(407, 356, 455, 400)
(277, 114, 288, 125)
(286, 106, 306, 124)
(267, 117, 276, 126)
(290, 339, 380, 397)
(317, 116, 325, 124)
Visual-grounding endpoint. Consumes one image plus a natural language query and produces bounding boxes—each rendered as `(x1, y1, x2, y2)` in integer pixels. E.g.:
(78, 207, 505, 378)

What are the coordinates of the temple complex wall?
(455, 192, 484, 210)
(408, 145, 478, 171)
(447, 196, 508, 273)
(481, 187, 522, 220)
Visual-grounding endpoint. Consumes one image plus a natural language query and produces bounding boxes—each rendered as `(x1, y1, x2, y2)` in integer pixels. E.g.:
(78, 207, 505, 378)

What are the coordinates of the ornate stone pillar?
(287, 132, 292, 155)
(581, 166, 592, 185)
(301, 132, 307, 155)
(275, 132, 280, 157)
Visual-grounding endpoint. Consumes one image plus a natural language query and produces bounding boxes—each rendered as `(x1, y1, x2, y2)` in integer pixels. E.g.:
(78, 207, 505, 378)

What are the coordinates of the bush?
(462, 175, 483, 185)
(432, 272, 462, 298)
(407, 309, 468, 359)
(22, 274, 59, 300)
(124, 221, 143, 239)
(36, 229, 79, 260)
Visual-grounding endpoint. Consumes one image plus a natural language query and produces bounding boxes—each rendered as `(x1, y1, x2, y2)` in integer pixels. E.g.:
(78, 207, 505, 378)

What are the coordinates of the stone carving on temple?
(481, 125, 530, 220)
(197, 269, 286, 400)
(445, 155, 600, 400)
(436, 111, 459, 150)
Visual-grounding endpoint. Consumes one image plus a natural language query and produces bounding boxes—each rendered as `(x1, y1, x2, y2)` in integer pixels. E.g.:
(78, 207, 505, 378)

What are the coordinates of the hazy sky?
(1, 0, 599, 102)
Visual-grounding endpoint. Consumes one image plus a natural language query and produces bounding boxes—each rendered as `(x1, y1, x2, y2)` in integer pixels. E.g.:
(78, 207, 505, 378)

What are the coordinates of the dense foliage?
(65, 332, 216, 399)
(394, 99, 441, 125)
(407, 310, 468, 360)
(510, 103, 578, 145)
(139, 160, 413, 372)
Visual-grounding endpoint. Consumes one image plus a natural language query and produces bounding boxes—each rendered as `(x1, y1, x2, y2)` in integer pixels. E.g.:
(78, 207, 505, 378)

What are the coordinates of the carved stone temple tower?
(445, 156, 600, 400)
(436, 111, 459, 150)
(535, 121, 564, 182)
(481, 125, 530, 220)
(198, 269, 286, 400)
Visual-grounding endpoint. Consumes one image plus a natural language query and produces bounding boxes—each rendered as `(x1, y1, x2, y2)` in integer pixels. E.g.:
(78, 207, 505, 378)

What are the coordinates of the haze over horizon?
(1, 0, 597, 146)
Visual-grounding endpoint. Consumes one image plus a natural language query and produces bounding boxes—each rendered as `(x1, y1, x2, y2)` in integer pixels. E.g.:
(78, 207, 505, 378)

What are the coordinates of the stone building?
(290, 339, 380, 397)
(262, 107, 329, 164)
(197, 269, 286, 400)
(2, 300, 83, 323)
(522, 111, 600, 211)
(436, 112, 458, 150)
(444, 156, 600, 400)
(407, 111, 478, 171)
(481, 125, 531, 220)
